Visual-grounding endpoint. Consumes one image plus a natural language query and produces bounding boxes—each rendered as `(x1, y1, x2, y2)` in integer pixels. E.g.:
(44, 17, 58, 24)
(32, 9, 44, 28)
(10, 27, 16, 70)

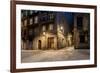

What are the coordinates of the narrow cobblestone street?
(21, 47, 90, 63)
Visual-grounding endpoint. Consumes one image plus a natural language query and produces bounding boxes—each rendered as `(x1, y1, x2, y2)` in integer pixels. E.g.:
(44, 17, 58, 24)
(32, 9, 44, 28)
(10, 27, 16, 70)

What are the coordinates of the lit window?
(49, 24, 53, 30)
(34, 16, 38, 23)
(24, 19, 27, 26)
(42, 26, 46, 31)
(30, 18, 33, 25)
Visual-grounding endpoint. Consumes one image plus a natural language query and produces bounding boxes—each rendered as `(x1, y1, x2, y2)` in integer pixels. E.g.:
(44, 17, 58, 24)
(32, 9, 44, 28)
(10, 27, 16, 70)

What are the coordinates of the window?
(29, 29, 33, 36)
(50, 14, 54, 20)
(21, 22, 23, 27)
(24, 19, 27, 26)
(34, 16, 38, 23)
(80, 35, 85, 43)
(34, 27, 38, 35)
(25, 11, 28, 16)
(49, 24, 53, 30)
(30, 18, 33, 25)
(21, 13, 24, 18)
(34, 28, 37, 33)
(42, 25, 46, 31)
(29, 29, 33, 41)
(30, 11, 33, 15)
(34, 11, 38, 13)
(77, 17, 83, 29)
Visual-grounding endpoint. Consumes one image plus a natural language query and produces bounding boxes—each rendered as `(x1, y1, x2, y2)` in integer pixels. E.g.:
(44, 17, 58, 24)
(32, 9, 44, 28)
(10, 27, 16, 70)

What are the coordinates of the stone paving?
(21, 47, 90, 63)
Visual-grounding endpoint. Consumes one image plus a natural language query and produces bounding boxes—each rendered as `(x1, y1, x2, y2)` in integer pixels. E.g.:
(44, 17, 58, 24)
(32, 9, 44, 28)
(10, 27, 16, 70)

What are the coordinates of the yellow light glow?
(43, 32, 46, 35)
(60, 26, 63, 30)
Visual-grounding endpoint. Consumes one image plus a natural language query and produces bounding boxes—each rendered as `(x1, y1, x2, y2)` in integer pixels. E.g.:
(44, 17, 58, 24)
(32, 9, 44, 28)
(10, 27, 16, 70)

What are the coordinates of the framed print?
(10, 0, 97, 72)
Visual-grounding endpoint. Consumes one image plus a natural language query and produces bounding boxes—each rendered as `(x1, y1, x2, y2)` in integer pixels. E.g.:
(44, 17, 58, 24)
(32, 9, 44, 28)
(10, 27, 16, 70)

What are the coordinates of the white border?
(16, 5, 95, 69)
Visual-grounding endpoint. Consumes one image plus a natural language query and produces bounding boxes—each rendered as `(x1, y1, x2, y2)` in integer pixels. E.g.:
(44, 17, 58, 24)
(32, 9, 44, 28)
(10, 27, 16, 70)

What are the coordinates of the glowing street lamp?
(60, 26, 63, 30)
(43, 31, 46, 49)
(43, 32, 46, 35)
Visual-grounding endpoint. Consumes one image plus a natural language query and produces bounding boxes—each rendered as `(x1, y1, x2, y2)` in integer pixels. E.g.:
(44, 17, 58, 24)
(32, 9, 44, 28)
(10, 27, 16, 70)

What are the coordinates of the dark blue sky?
(64, 12, 74, 25)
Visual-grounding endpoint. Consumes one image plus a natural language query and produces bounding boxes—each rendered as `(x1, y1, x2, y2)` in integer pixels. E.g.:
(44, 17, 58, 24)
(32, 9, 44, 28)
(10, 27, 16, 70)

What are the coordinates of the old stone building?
(73, 13, 90, 49)
(21, 10, 70, 50)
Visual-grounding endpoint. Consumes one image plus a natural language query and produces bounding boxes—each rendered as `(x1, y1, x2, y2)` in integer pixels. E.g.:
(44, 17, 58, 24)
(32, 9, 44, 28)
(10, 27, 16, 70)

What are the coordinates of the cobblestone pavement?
(21, 47, 90, 63)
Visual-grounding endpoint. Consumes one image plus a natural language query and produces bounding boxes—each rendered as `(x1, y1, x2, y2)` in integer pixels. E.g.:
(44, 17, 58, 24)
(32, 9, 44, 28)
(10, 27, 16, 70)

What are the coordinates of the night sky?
(64, 12, 74, 25)
(21, 10, 74, 26)
(63, 12, 74, 31)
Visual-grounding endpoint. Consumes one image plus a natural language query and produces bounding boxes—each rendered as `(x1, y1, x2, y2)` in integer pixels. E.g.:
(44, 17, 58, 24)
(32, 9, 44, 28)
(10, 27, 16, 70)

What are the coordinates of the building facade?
(21, 10, 70, 50)
(21, 10, 90, 50)
(73, 13, 90, 49)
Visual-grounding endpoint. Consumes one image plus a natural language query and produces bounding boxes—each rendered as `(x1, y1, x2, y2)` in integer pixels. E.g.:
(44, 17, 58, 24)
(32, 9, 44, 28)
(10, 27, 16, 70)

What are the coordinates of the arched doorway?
(38, 40, 41, 50)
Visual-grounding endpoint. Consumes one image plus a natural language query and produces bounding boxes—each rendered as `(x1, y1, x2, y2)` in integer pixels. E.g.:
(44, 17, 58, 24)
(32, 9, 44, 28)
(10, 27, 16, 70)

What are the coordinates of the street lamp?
(43, 31, 46, 49)
(60, 26, 63, 30)
(43, 32, 46, 35)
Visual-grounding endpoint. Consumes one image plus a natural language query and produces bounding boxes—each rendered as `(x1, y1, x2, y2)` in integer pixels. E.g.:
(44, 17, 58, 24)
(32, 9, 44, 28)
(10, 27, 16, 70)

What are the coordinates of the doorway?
(38, 40, 41, 49)
(48, 37, 54, 49)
